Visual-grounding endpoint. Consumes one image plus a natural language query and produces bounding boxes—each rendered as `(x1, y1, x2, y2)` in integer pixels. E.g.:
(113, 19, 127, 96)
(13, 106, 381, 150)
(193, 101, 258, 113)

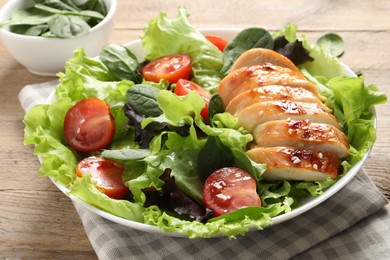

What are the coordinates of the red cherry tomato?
(64, 98, 115, 153)
(142, 54, 192, 83)
(77, 156, 128, 199)
(205, 35, 228, 52)
(174, 79, 211, 121)
(203, 167, 261, 217)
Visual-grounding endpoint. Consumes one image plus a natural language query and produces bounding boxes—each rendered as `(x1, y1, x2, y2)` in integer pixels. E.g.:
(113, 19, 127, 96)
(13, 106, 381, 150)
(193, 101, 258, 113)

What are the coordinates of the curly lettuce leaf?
(142, 203, 290, 239)
(141, 7, 224, 91)
(70, 174, 145, 222)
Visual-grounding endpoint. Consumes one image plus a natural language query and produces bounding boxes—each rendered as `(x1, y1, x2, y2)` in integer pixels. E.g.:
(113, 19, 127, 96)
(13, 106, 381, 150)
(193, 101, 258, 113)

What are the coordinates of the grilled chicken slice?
(230, 48, 300, 72)
(217, 64, 324, 106)
(235, 100, 341, 132)
(246, 147, 339, 181)
(251, 120, 349, 158)
(226, 85, 331, 115)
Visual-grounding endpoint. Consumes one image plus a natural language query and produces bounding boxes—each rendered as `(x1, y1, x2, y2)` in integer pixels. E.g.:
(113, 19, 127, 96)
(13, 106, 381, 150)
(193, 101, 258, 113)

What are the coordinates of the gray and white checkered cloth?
(19, 81, 390, 260)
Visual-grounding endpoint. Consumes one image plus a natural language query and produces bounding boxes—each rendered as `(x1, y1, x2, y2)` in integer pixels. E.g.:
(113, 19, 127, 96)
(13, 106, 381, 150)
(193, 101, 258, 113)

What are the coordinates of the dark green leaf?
(10, 24, 49, 36)
(48, 14, 90, 38)
(196, 135, 235, 182)
(126, 84, 163, 117)
(79, 0, 107, 16)
(100, 44, 142, 83)
(317, 33, 345, 57)
(208, 93, 224, 126)
(101, 148, 150, 161)
(221, 28, 274, 75)
(40, 0, 80, 12)
(0, 8, 53, 27)
(35, 4, 105, 20)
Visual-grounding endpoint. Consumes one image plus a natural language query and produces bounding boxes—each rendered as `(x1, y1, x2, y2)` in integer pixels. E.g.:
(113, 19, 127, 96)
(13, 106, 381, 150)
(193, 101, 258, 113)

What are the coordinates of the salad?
(23, 7, 387, 238)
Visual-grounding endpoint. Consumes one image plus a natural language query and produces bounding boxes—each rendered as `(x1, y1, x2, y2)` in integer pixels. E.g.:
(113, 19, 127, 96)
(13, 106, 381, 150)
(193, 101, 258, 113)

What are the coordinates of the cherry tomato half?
(203, 167, 261, 217)
(205, 35, 228, 52)
(77, 156, 128, 199)
(174, 79, 211, 121)
(142, 54, 192, 84)
(64, 98, 115, 153)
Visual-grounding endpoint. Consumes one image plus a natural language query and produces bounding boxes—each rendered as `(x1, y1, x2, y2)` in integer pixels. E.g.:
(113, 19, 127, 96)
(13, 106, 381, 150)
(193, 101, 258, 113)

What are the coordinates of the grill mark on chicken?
(218, 64, 325, 106)
(235, 100, 341, 132)
(230, 48, 301, 72)
(226, 85, 332, 115)
(246, 147, 339, 181)
(251, 120, 349, 158)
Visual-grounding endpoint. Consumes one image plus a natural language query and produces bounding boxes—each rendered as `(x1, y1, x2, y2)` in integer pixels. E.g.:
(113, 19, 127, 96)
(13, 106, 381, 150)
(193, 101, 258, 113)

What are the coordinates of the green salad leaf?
(317, 33, 345, 57)
(141, 7, 224, 92)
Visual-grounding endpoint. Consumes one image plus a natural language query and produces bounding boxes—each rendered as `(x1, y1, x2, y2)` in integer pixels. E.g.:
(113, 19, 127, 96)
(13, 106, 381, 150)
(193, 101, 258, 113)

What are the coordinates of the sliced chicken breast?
(235, 100, 341, 133)
(217, 64, 324, 106)
(230, 48, 300, 72)
(226, 85, 332, 115)
(251, 120, 349, 158)
(246, 147, 339, 181)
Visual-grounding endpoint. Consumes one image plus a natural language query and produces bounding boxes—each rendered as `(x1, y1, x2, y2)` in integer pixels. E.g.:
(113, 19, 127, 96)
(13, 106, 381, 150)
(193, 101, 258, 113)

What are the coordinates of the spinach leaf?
(10, 24, 49, 36)
(39, 0, 80, 12)
(221, 28, 274, 75)
(48, 14, 90, 38)
(126, 84, 163, 117)
(197, 135, 264, 182)
(0, 8, 53, 27)
(35, 4, 105, 20)
(79, 0, 108, 16)
(197, 135, 235, 182)
(208, 93, 224, 126)
(0, 0, 107, 38)
(100, 44, 142, 83)
(317, 33, 344, 57)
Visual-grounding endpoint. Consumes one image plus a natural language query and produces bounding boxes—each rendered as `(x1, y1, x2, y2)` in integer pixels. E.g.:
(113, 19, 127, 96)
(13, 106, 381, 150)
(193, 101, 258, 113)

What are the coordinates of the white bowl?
(45, 29, 371, 237)
(0, 0, 117, 76)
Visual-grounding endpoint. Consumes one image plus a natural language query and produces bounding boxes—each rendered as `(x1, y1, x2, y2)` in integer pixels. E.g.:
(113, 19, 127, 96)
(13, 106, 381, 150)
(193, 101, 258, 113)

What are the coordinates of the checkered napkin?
(19, 81, 390, 260)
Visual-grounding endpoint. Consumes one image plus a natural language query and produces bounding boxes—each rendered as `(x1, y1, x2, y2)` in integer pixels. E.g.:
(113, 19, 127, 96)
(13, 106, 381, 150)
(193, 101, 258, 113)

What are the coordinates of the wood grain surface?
(0, 0, 389, 258)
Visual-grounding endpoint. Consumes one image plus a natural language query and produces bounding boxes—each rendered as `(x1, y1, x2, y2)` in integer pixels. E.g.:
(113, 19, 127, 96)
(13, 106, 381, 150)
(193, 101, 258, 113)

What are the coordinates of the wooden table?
(1, 0, 389, 258)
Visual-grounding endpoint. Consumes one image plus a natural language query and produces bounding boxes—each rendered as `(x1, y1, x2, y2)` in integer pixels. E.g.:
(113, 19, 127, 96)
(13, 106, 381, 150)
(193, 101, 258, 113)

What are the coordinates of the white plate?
(47, 28, 371, 237)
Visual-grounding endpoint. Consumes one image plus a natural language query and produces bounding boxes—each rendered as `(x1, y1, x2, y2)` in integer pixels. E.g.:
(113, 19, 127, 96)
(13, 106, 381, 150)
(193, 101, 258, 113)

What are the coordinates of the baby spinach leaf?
(126, 84, 163, 117)
(35, 4, 105, 20)
(0, 8, 53, 27)
(100, 44, 142, 83)
(48, 14, 90, 38)
(0, 1, 107, 38)
(317, 33, 345, 57)
(10, 24, 49, 36)
(208, 93, 224, 126)
(221, 27, 274, 75)
(79, 0, 108, 16)
(39, 0, 80, 12)
(197, 135, 235, 182)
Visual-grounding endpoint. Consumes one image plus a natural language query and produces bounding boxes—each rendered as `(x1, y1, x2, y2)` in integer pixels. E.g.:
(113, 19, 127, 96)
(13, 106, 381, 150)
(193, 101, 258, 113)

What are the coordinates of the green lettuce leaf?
(141, 7, 224, 91)
(70, 174, 145, 222)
